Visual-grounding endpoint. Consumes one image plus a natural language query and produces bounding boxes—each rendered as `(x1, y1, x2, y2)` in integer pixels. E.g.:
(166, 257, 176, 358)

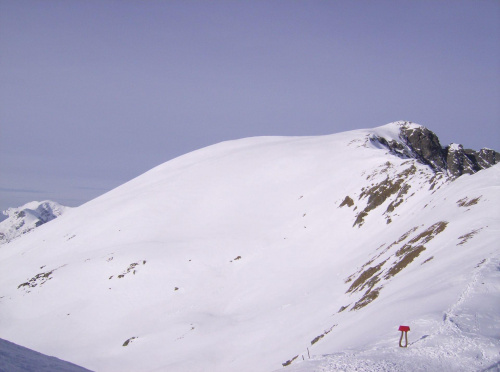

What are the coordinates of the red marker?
(398, 325, 410, 347)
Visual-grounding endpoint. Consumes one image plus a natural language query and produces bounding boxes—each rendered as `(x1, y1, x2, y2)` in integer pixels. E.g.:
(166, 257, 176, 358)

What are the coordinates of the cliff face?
(399, 125, 448, 171)
(373, 121, 499, 178)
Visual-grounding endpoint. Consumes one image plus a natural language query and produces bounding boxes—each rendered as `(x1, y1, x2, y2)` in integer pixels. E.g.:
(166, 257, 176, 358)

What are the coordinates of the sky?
(1, 0, 499, 213)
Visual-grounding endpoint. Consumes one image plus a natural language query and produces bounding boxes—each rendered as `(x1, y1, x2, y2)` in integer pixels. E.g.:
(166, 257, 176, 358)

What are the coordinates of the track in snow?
(280, 257, 500, 372)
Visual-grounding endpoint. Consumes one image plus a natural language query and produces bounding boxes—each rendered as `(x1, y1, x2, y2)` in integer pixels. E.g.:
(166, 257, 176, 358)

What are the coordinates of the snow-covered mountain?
(0, 121, 498, 372)
(0, 201, 70, 246)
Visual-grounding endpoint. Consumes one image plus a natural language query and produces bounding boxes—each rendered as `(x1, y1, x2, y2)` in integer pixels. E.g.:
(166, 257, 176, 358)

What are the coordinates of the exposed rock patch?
(311, 324, 336, 345)
(122, 337, 137, 346)
(339, 196, 354, 208)
(17, 264, 66, 293)
(111, 260, 147, 279)
(354, 165, 416, 227)
(457, 228, 483, 246)
(351, 287, 381, 311)
(345, 221, 448, 311)
(282, 355, 298, 367)
(18, 270, 54, 292)
(457, 196, 482, 208)
(347, 261, 385, 294)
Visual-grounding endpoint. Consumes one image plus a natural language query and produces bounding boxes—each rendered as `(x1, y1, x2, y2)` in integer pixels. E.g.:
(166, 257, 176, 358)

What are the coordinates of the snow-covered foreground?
(0, 338, 92, 372)
(0, 122, 499, 371)
(276, 256, 500, 372)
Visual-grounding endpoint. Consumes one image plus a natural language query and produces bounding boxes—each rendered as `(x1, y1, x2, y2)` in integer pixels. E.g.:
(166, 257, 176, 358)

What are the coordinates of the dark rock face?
(374, 123, 499, 178)
(476, 148, 498, 169)
(445, 147, 499, 177)
(445, 145, 479, 178)
(399, 126, 448, 172)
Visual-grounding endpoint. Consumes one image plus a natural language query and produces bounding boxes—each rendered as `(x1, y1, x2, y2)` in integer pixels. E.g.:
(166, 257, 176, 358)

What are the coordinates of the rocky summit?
(372, 121, 499, 178)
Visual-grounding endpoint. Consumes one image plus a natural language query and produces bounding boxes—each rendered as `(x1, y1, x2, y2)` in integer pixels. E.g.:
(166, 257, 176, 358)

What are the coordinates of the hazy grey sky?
(1, 0, 499, 212)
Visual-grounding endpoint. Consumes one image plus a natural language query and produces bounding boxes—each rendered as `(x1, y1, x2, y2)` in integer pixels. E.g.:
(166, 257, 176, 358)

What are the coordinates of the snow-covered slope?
(0, 338, 93, 372)
(0, 201, 70, 246)
(276, 164, 500, 372)
(0, 122, 498, 372)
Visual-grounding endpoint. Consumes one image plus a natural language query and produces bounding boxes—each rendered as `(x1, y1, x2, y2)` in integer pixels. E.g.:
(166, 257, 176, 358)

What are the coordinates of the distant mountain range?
(0, 201, 70, 246)
(0, 121, 498, 372)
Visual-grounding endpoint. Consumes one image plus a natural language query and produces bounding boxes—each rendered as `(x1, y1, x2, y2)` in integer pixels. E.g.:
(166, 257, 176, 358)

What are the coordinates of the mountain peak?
(371, 121, 499, 178)
(0, 200, 70, 245)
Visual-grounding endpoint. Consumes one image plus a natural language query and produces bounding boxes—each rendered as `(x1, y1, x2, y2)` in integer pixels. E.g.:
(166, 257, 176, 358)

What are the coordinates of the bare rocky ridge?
(372, 121, 499, 178)
(346, 121, 499, 229)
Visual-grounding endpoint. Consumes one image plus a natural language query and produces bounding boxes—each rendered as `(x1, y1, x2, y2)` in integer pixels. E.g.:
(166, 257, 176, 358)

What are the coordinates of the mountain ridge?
(370, 121, 498, 177)
(0, 121, 498, 372)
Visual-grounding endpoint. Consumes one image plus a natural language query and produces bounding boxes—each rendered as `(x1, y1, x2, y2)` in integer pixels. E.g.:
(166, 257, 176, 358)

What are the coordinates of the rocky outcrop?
(445, 144, 479, 178)
(373, 122, 499, 178)
(471, 148, 498, 169)
(399, 125, 448, 172)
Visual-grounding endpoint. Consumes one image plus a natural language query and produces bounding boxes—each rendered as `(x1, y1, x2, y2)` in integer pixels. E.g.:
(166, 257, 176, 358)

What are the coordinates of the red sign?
(399, 325, 410, 332)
